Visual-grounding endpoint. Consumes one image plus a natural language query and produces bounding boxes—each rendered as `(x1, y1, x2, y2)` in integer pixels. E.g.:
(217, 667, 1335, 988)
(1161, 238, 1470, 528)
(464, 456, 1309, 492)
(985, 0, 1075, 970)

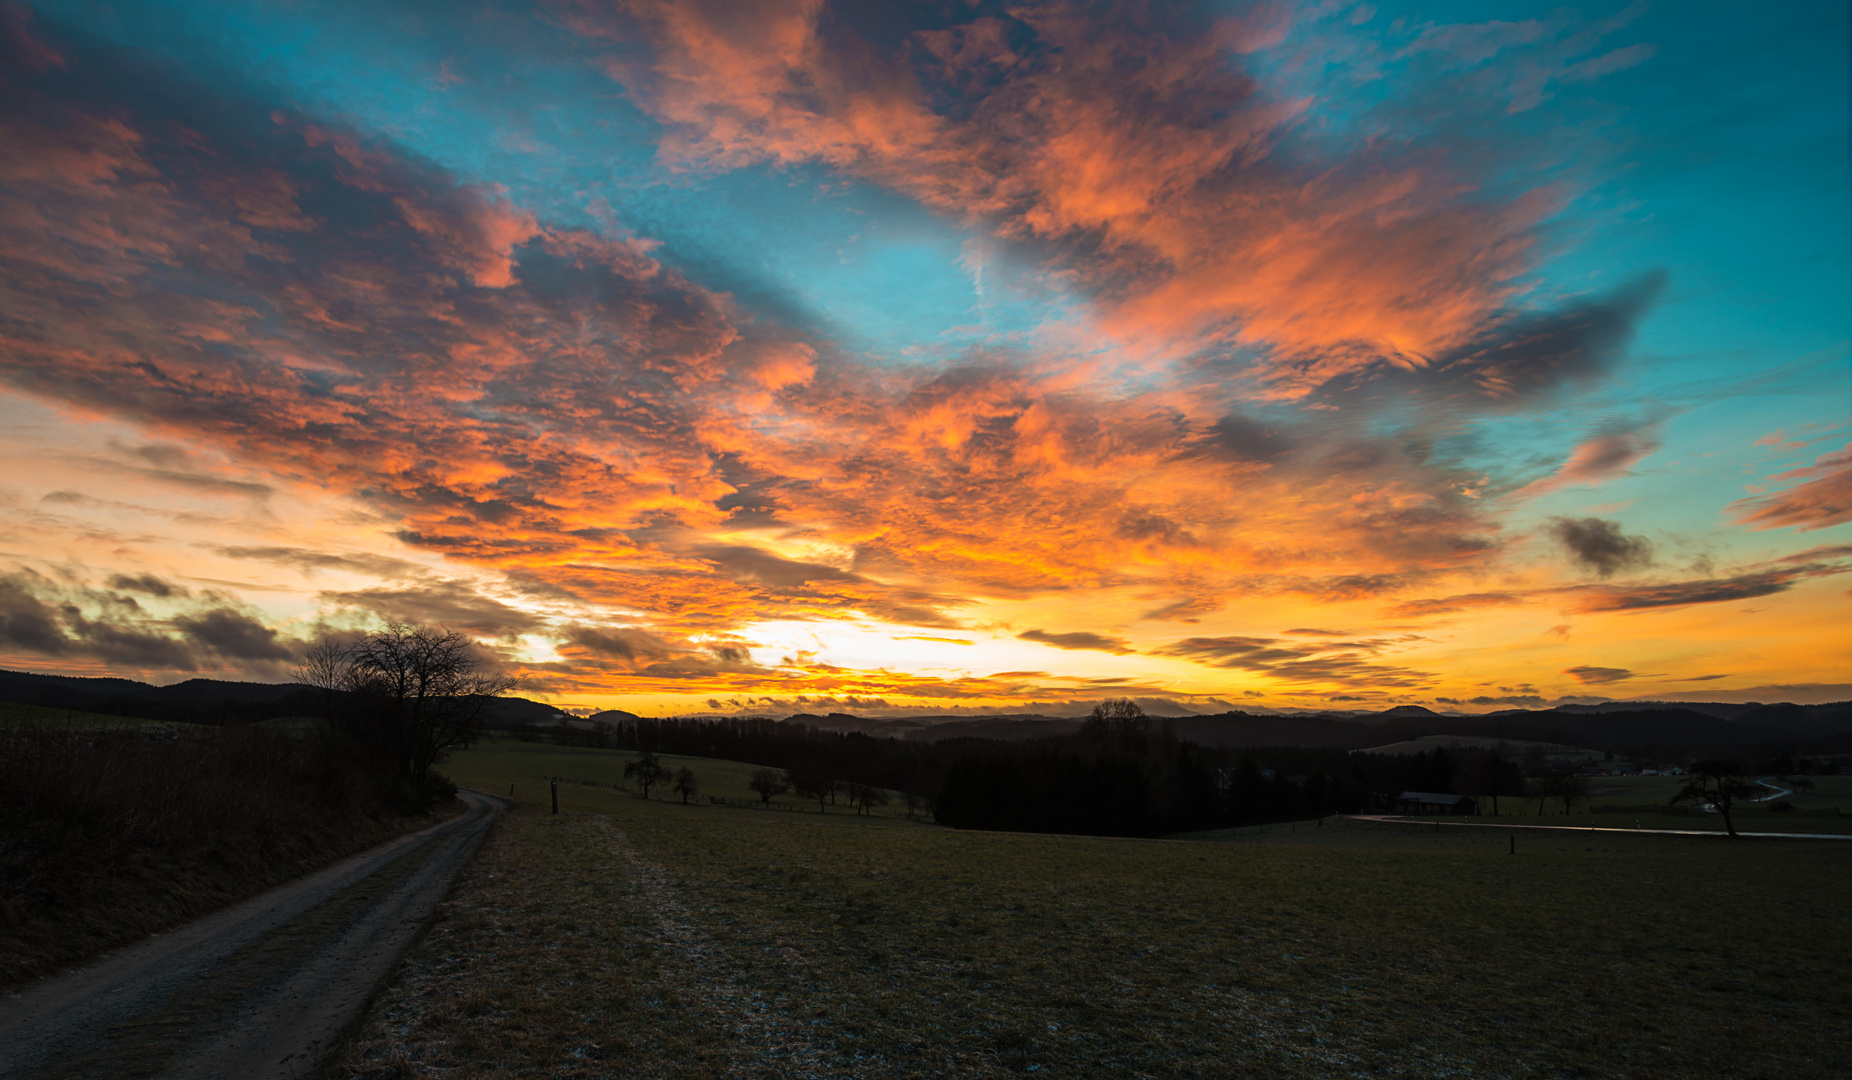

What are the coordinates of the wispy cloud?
(1730, 442, 1852, 532)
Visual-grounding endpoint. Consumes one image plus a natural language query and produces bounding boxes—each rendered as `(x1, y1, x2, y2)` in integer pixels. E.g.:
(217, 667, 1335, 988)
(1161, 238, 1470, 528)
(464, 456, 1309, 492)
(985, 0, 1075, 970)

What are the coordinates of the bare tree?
(846, 781, 890, 816)
(295, 623, 515, 789)
(1523, 765, 1587, 815)
(748, 767, 790, 805)
(1525, 775, 1552, 815)
(785, 760, 837, 813)
(1083, 698, 1148, 743)
(671, 766, 700, 805)
(1556, 771, 1590, 814)
(1672, 760, 1762, 838)
(625, 750, 670, 799)
(1457, 748, 1521, 815)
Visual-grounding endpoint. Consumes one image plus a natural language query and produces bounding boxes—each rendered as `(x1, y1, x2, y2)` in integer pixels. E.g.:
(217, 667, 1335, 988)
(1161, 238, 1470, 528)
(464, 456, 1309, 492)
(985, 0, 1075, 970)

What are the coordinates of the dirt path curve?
(0, 789, 505, 1080)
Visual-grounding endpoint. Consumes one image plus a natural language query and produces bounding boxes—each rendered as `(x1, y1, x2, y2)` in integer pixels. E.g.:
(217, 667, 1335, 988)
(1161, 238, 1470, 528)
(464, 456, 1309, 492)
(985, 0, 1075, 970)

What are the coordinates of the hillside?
(4, 667, 1849, 761)
(0, 668, 568, 728)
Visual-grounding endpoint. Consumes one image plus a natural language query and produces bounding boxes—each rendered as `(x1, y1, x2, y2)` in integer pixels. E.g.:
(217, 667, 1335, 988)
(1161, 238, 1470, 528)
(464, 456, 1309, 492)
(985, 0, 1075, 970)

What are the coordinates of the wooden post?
(551, 780, 559, 815)
(509, 783, 514, 796)
(1509, 834, 1515, 855)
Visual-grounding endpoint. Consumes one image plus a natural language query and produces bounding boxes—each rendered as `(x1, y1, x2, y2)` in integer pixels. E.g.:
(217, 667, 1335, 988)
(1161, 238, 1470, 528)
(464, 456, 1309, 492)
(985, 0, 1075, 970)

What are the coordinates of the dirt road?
(0, 789, 504, 1080)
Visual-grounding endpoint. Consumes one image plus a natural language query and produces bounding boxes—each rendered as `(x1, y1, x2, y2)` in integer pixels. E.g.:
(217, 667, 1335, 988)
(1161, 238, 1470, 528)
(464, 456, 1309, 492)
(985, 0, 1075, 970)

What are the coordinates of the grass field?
(1467, 773, 1852, 834)
(448, 736, 919, 819)
(337, 745, 1852, 1079)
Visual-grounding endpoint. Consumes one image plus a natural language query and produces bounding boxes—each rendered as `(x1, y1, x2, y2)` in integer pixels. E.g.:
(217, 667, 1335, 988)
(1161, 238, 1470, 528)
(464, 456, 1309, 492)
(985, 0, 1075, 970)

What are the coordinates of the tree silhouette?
(748, 767, 790, 805)
(1525, 765, 1587, 814)
(1672, 760, 1761, 837)
(625, 750, 671, 799)
(295, 623, 515, 791)
(671, 766, 699, 805)
(1555, 771, 1590, 814)
(846, 781, 890, 816)
(785, 759, 836, 812)
(1082, 698, 1148, 744)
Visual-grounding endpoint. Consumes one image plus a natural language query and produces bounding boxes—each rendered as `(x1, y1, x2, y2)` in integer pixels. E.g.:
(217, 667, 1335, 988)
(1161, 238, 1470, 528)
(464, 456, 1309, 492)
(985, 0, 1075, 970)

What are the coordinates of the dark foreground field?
(340, 748, 1852, 1079)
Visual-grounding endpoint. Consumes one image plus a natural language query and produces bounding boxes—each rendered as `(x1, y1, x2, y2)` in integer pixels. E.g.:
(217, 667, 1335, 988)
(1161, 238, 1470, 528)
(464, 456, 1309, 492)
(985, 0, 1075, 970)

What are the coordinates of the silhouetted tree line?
(520, 701, 1542, 836)
(934, 703, 1536, 836)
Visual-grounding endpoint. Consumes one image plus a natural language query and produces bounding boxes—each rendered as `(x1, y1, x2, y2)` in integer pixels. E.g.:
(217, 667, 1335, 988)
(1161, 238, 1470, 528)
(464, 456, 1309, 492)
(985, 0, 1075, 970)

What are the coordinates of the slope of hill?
(0, 668, 567, 728)
(4, 666, 1848, 760)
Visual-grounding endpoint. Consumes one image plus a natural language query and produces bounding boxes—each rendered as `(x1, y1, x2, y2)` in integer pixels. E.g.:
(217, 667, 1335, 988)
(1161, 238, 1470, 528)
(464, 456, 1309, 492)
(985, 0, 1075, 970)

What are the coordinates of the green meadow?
(446, 736, 918, 818)
(1464, 773, 1852, 834)
(339, 743, 1852, 1079)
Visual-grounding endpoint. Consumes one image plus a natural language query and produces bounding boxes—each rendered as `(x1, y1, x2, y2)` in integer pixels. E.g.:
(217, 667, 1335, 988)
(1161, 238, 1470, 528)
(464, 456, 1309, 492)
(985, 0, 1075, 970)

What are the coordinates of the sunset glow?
(1, 1, 1847, 715)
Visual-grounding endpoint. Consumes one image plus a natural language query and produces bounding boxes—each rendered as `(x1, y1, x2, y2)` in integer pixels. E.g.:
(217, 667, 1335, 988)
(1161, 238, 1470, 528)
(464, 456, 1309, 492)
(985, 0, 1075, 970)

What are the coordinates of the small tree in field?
(625, 750, 671, 799)
(1525, 775, 1552, 815)
(785, 759, 836, 813)
(671, 766, 699, 805)
(1672, 760, 1761, 838)
(1525, 765, 1586, 814)
(846, 781, 890, 816)
(748, 767, 789, 805)
(1556, 771, 1590, 814)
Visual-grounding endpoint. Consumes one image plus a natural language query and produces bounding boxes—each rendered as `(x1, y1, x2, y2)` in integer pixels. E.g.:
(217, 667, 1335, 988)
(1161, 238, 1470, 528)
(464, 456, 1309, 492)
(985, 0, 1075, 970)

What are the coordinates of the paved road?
(0, 789, 505, 1080)
(1751, 777, 1794, 802)
(1346, 814, 1852, 840)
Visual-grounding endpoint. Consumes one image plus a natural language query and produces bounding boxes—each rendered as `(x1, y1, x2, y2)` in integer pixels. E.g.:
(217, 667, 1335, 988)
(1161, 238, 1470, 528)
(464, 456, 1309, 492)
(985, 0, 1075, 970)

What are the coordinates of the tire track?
(606, 822, 833, 1077)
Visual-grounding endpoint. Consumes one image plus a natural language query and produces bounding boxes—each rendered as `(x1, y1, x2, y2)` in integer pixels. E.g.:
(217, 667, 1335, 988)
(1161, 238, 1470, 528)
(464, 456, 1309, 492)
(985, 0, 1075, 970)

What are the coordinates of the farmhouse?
(1391, 791, 1477, 815)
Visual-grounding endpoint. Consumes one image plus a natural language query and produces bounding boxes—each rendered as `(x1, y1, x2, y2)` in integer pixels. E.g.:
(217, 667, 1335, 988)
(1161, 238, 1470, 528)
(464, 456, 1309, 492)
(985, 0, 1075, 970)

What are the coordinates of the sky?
(0, 0, 1847, 717)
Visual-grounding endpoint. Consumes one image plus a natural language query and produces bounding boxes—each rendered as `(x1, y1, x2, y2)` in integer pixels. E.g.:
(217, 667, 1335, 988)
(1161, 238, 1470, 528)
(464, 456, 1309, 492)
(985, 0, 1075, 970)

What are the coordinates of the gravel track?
(0, 789, 504, 1080)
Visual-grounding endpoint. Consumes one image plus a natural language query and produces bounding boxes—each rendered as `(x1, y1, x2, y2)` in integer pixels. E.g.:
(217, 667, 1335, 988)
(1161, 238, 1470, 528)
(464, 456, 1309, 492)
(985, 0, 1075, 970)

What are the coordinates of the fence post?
(551, 780, 559, 815)
(1509, 834, 1515, 855)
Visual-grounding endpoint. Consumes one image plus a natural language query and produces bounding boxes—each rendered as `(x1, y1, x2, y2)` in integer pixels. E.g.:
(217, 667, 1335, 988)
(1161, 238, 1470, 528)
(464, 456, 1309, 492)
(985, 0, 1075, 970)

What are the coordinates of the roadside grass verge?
(0, 724, 451, 986)
(341, 757, 1852, 1079)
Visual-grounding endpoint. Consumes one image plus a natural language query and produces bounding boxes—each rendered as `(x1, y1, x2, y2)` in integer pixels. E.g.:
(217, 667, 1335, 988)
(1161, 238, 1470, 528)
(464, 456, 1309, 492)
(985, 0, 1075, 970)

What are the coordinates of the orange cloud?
(1513, 426, 1660, 499)
(1729, 442, 1852, 532)
(583, 1, 1547, 392)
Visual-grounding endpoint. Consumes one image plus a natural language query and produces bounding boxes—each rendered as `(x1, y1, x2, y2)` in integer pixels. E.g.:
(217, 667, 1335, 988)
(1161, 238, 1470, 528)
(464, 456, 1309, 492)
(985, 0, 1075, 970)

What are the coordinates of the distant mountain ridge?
(3, 668, 1847, 759)
(0, 668, 569, 727)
